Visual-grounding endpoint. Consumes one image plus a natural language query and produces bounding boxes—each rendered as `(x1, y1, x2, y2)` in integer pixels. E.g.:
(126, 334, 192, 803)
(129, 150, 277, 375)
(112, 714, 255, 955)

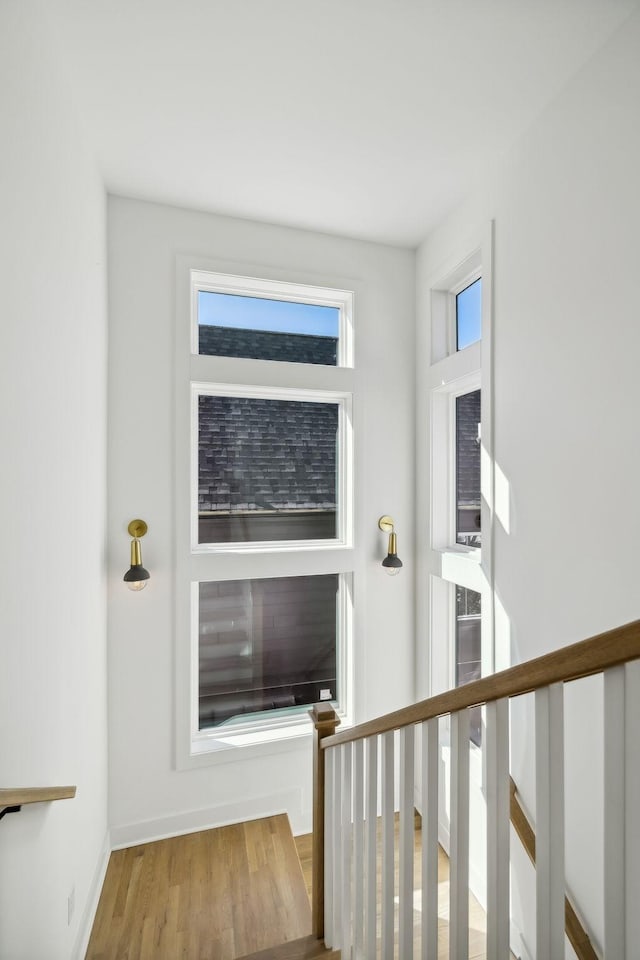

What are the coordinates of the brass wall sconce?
(378, 515, 403, 576)
(124, 519, 150, 591)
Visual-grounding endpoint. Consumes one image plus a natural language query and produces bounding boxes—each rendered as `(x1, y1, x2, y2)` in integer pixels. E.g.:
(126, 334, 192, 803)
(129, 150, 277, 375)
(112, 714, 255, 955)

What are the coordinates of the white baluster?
(535, 683, 564, 959)
(365, 736, 378, 959)
(325, 745, 335, 948)
(399, 725, 415, 959)
(485, 698, 509, 960)
(421, 718, 438, 960)
(450, 709, 470, 960)
(624, 659, 640, 954)
(381, 730, 395, 959)
(354, 738, 365, 957)
(333, 744, 343, 948)
(604, 665, 626, 958)
(342, 742, 353, 956)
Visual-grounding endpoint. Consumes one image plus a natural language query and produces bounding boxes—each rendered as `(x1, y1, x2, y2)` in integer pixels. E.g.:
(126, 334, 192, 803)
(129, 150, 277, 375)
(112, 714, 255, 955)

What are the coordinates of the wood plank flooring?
(86, 815, 311, 960)
(87, 812, 504, 960)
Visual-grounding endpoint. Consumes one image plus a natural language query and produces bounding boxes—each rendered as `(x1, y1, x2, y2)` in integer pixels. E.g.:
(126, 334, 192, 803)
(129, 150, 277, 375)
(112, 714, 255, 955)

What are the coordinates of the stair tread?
(86, 814, 312, 959)
(235, 934, 339, 960)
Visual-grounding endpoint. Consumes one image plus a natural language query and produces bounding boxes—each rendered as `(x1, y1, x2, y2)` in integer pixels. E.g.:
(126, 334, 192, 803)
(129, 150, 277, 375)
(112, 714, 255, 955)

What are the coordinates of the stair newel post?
(310, 703, 340, 939)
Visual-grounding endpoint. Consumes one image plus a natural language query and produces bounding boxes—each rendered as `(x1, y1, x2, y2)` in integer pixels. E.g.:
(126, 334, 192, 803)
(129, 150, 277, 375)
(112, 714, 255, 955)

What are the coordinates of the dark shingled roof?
(198, 330, 339, 520)
(198, 395, 337, 513)
(199, 324, 338, 365)
(198, 333, 478, 523)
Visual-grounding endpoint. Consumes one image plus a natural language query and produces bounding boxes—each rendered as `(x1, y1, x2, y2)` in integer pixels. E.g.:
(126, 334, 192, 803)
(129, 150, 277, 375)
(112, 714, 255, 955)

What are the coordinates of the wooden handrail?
(0, 786, 76, 821)
(322, 618, 640, 749)
(0, 786, 76, 806)
(510, 778, 598, 960)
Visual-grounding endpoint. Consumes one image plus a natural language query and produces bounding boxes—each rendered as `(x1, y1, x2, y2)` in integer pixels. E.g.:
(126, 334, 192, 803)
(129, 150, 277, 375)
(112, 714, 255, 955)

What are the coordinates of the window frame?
(191, 270, 354, 368)
(453, 274, 482, 353)
(175, 259, 356, 769)
(189, 571, 353, 753)
(191, 381, 353, 554)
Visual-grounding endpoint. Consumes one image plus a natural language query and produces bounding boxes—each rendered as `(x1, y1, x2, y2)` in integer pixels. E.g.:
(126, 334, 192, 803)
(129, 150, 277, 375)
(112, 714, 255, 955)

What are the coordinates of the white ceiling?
(49, 0, 636, 247)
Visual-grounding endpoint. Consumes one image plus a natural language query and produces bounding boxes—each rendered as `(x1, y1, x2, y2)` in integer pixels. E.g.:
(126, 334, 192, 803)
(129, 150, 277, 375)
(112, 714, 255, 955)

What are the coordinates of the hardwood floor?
(86, 815, 311, 960)
(87, 812, 499, 959)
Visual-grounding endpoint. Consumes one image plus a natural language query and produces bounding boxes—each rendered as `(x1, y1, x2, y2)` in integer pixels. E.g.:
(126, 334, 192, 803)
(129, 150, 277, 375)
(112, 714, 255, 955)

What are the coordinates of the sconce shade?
(124, 564, 150, 590)
(382, 550, 403, 575)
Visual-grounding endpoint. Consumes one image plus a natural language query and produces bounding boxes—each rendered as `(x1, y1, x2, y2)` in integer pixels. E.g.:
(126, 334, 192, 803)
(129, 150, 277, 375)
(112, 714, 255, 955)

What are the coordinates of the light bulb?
(127, 579, 148, 591)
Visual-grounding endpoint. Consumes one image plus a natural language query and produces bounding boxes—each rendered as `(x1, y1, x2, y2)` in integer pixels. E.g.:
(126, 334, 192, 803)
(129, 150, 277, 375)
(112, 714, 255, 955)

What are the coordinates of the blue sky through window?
(456, 278, 482, 350)
(198, 291, 339, 338)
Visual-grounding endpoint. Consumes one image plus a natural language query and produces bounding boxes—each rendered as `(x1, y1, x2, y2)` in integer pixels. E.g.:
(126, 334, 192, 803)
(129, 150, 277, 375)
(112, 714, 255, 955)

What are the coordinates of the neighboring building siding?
(199, 575, 338, 727)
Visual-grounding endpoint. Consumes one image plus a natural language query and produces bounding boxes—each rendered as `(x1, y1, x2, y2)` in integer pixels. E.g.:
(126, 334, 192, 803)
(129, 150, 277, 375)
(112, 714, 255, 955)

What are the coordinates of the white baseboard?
(110, 787, 306, 849)
(73, 829, 111, 960)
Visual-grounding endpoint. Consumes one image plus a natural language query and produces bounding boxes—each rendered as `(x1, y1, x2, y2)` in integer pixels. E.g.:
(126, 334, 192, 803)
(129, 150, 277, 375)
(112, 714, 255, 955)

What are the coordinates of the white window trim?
(175, 258, 357, 769)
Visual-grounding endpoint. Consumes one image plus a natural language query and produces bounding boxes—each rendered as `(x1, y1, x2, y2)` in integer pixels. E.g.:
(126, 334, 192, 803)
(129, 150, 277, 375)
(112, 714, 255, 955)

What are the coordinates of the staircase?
(87, 619, 640, 958)
(310, 619, 640, 959)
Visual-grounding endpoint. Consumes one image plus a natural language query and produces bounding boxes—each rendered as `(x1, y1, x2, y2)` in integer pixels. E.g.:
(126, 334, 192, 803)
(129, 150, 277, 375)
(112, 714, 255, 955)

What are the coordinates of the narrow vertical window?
(456, 278, 482, 350)
(426, 243, 488, 743)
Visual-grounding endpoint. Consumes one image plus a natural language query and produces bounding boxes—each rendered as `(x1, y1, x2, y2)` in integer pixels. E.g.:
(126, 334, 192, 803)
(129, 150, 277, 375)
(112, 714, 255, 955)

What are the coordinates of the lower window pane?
(455, 585, 482, 746)
(198, 574, 338, 730)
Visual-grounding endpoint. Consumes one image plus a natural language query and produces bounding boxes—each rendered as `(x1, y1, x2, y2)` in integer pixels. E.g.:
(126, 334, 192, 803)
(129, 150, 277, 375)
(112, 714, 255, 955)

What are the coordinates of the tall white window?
(424, 238, 493, 727)
(175, 266, 355, 764)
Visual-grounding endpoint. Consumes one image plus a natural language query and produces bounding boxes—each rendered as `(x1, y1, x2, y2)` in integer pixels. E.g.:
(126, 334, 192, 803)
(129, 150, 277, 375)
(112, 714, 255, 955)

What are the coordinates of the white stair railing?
(311, 618, 640, 959)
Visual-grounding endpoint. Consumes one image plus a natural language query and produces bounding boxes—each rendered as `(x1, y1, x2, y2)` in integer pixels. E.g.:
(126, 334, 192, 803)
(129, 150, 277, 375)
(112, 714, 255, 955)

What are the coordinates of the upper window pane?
(198, 291, 340, 365)
(198, 393, 339, 544)
(456, 278, 482, 351)
(456, 389, 481, 547)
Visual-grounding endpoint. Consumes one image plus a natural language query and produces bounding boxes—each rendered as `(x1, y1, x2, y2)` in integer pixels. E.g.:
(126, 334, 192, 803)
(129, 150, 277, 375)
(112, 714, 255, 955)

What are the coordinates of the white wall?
(417, 9, 640, 957)
(0, 3, 108, 958)
(107, 197, 415, 844)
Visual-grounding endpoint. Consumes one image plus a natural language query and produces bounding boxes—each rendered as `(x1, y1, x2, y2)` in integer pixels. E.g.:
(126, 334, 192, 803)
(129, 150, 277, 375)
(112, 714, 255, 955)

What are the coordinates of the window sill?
(429, 546, 483, 593)
(179, 709, 351, 770)
(192, 537, 353, 555)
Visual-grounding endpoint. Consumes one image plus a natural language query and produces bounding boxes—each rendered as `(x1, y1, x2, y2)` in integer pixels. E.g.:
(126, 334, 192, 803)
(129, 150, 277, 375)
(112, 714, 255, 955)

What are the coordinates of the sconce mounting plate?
(378, 515, 395, 533)
(127, 519, 148, 539)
